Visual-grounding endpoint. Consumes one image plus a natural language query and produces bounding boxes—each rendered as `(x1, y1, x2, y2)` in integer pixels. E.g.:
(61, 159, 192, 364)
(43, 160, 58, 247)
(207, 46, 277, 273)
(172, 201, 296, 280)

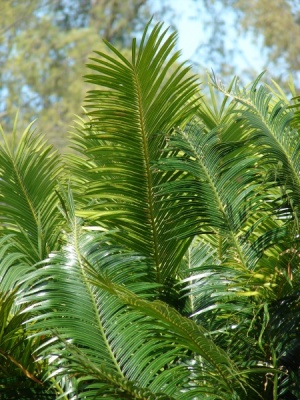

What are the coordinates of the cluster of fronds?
(0, 21, 300, 399)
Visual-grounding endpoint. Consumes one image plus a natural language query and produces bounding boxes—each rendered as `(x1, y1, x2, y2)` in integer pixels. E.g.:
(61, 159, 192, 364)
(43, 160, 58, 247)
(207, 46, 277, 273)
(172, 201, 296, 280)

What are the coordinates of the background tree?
(0, 0, 171, 149)
(191, 0, 300, 87)
(2, 0, 299, 152)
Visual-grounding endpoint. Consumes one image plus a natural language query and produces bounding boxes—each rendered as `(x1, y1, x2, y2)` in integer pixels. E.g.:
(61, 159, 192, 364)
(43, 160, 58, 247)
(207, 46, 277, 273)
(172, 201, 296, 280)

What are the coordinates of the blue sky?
(154, 0, 267, 82)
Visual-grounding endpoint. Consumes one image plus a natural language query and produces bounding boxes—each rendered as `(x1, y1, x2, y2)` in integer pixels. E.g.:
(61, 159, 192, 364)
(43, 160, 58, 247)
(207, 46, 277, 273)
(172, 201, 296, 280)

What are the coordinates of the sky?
(154, 0, 267, 83)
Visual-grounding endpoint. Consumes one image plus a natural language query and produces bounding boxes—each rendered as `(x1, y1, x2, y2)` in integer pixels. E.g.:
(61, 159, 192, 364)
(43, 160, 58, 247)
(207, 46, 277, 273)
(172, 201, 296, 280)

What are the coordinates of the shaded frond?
(0, 121, 63, 266)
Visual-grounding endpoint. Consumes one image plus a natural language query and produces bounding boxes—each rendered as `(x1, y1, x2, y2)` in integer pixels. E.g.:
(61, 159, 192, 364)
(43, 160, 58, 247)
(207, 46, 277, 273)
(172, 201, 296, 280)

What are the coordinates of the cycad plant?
(0, 20, 300, 399)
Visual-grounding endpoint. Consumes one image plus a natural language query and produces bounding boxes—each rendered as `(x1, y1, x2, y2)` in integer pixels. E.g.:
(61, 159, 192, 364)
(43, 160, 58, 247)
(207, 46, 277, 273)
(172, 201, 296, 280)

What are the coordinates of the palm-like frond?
(156, 74, 299, 292)
(1, 19, 300, 400)
(0, 121, 65, 397)
(157, 118, 270, 271)
(69, 21, 201, 288)
(214, 74, 300, 226)
(20, 190, 247, 399)
(166, 77, 300, 398)
(0, 290, 55, 398)
(256, 293, 300, 399)
(0, 236, 28, 293)
(0, 120, 63, 268)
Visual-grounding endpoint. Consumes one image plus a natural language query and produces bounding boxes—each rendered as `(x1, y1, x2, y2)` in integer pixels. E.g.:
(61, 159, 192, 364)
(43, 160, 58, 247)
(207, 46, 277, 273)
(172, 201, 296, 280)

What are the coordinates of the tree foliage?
(0, 0, 169, 149)
(0, 20, 300, 399)
(194, 0, 300, 86)
(2, 0, 299, 152)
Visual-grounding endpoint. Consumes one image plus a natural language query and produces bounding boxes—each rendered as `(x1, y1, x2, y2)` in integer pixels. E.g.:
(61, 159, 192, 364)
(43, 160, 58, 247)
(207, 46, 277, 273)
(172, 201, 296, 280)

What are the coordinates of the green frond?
(0, 236, 29, 293)
(1, 19, 300, 399)
(215, 75, 300, 226)
(69, 22, 201, 290)
(49, 341, 178, 400)
(88, 270, 246, 395)
(156, 119, 270, 272)
(198, 75, 242, 133)
(20, 206, 188, 397)
(0, 290, 54, 398)
(19, 190, 245, 398)
(0, 121, 63, 267)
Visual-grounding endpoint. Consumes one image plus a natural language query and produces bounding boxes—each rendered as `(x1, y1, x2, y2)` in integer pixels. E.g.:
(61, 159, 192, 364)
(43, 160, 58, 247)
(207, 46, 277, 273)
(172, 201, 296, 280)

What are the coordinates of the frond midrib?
(133, 66, 162, 283)
(73, 223, 124, 378)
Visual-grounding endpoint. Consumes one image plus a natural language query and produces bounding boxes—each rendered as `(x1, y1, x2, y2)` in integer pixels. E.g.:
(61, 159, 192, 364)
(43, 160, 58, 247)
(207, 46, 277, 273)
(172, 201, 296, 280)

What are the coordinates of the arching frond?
(19, 190, 248, 399)
(0, 121, 63, 268)
(69, 21, 201, 288)
(214, 74, 300, 226)
(157, 119, 270, 271)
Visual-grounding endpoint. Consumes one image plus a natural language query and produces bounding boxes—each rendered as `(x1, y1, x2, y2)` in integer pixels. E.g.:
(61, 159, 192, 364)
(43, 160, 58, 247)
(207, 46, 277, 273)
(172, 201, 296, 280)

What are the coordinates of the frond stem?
(133, 67, 162, 284)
